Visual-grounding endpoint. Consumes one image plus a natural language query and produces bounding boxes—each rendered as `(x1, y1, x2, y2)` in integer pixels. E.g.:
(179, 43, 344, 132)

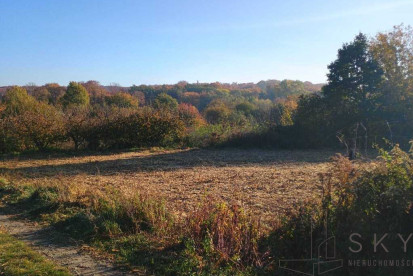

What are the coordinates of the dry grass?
(0, 148, 374, 225)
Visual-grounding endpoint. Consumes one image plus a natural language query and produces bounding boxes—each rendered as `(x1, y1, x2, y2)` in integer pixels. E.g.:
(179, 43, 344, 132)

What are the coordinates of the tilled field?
(0, 149, 366, 224)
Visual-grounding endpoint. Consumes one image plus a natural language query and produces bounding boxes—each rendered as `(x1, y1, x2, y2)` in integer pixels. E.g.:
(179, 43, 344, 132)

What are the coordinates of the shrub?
(122, 109, 185, 147)
(64, 106, 91, 150)
(76, 107, 185, 150)
(184, 124, 232, 147)
(266, 145, 413, 275)
(12, 102, 65, 150)
(0, 96, 65, 152)
(184, 197, 263, 271)
(0, 114, 23, 153)
(93, 194, 173, 236)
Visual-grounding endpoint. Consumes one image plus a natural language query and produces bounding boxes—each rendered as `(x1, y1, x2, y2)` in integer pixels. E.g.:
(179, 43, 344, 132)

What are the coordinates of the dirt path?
(0, 212, 133, 276)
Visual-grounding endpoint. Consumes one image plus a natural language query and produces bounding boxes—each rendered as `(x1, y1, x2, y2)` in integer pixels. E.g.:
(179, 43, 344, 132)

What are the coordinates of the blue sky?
(1, 0, 413, 86)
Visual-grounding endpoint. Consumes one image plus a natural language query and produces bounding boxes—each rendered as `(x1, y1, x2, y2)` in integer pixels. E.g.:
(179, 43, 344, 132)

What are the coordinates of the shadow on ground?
(0, 149, 341, 179)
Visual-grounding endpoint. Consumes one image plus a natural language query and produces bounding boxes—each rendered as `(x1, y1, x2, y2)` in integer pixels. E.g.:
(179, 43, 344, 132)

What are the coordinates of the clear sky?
(1, 0, 413, 86)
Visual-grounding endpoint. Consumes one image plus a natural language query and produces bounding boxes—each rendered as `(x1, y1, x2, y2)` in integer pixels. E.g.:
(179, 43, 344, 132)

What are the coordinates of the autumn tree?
(2, 86, 36, 114)
(64, 106, 91, 150)
(266, 80, 310, 100)
(131, 91, 145, 106)
(178, 103, 204, 127)
(82, 80, 109, 105)
(153, 93, 178, 110)
(32, 87, 51, 103)
(235, 102, 255, 116)
(204, 100, 230, 124)
(181, 92, 201, 108)
(12, 101, 65, 150)
(45, 83, 66, 105)
(1, 86, 64, 151)
(61, 82, 90, 108)
(0, 103, 20, 152)
(273, 97, 297, 126)
(370, 25, 413, 124)
(105, 92, 139, 108)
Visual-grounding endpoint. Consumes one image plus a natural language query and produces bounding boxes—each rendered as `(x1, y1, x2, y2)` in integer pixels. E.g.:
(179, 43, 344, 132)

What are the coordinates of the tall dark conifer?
(323, 33, 383, 158)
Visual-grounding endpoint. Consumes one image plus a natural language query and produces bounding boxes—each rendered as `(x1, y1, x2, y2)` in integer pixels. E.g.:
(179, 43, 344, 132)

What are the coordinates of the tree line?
(1, 24, 412, 156)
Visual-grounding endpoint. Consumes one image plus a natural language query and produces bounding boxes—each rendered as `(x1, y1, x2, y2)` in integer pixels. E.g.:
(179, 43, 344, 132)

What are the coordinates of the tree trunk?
(348, 123, 359, 160)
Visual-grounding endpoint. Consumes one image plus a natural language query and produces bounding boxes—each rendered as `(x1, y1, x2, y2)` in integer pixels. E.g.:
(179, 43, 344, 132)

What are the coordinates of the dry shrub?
(91, 193, 173, 236)
(64, 106, 91, 150)
(53, 181, 174, 236)
(0, 101, 64, 152)
(185, 196, 263, 268)
(56, 181, 103, 208)
(329, 153, 358, 185)
(316, 154, 359, 210)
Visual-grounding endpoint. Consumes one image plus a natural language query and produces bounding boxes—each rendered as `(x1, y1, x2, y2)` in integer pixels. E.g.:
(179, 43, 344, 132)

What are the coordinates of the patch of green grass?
(0, 230, 71, 276)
